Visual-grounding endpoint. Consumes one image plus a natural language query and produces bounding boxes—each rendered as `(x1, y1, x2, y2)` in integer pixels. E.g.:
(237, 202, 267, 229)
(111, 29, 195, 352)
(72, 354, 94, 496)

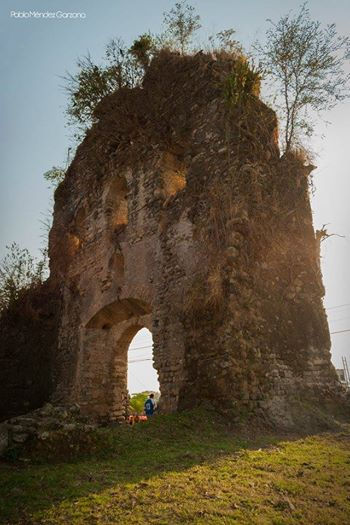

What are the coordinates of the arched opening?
(86, 298, 151, 329)
(81, 299, 159, 421)
(127, 328, 160, 414)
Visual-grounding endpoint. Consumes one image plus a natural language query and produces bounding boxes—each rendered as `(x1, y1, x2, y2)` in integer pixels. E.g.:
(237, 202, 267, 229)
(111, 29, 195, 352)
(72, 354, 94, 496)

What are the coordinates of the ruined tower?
(43, 52, 341, 424)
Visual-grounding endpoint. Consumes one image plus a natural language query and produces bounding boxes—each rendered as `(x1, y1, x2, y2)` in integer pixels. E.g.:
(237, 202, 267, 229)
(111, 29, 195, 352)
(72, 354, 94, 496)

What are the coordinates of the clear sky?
(128, 329, 158, 394)
(1, 0, 349, 390)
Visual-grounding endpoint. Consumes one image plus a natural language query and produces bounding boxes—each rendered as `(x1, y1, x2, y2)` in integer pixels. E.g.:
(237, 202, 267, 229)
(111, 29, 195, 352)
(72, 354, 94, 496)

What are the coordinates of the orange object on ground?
(128, 414, 148, 425)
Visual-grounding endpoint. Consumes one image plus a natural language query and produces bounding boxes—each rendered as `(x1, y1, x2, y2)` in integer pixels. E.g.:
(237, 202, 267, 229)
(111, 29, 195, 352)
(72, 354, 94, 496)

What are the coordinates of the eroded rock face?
(6, 52, 344, 426)
(1, 403, 94, 453)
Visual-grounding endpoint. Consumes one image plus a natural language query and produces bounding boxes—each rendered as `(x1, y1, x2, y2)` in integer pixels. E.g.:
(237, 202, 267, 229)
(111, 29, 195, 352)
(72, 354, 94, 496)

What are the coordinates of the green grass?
(1, 409, 350, 524)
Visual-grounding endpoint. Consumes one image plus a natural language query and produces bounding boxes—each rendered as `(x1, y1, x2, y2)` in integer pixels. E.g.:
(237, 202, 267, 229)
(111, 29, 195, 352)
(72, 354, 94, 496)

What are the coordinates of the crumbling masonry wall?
(0, 283, 60, 421)
(47, 52, 341, 424)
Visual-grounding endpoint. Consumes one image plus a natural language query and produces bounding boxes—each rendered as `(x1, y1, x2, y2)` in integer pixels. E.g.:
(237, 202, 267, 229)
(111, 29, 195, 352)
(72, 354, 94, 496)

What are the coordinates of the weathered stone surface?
(44, 52, 345, 425)
(0, 424, 8, 455)
(12, 432, 29, 444)
(0, 402, 93, 455)
(1, 51, 346, 428)
(0, 282, 60, 421)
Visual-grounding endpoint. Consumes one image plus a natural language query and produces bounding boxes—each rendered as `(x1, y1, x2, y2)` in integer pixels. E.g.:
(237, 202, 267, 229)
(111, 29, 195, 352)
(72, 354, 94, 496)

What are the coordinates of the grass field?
(1, 409, 350, 524)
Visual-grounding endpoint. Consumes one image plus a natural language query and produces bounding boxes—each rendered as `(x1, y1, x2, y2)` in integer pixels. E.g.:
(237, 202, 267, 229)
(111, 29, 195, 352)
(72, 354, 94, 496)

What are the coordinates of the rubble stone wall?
(0, 283, 60, 421)
(14, 52, 342, 424)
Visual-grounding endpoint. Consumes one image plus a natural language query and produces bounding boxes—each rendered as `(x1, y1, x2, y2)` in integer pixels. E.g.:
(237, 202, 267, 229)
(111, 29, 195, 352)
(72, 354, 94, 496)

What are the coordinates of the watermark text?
(10, 11, 86, 19)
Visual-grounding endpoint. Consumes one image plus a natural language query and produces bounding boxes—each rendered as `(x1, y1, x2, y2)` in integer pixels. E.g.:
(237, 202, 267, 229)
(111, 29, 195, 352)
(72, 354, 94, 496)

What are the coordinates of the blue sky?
(1, 0, 349, 389)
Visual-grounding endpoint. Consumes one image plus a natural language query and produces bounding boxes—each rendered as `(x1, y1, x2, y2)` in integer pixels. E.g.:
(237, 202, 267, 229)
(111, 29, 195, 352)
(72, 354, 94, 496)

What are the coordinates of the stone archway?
(43, 53, 341, 429)
(77, 298, 153, 421)
(110, 323, 156, 421)
(127, 328, 158, 395)
(86, 298, 151, 329)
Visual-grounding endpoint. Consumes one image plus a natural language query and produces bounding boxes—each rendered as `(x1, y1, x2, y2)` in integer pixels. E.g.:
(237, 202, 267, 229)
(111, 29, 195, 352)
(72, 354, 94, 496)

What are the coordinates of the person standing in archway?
(144, 393, 156, 417)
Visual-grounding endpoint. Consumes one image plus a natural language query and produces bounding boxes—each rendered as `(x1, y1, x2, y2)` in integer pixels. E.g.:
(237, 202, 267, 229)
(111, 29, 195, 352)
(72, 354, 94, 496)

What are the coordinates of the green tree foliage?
(63, 3, 202, 132)
(0, 243, 47, 313)
(224, 58, 261, 108)
(129, 392, 148, 414)
(163, 1, 201, 55)
(43, 149, 73, 191)
(64, 38, 144, 131)
(43, 166, 66, 189)
(255, 3, 350, 152)
(208, 29, 242, 56)
(62, 1, 349, 154)
(129, 33, 155, 70)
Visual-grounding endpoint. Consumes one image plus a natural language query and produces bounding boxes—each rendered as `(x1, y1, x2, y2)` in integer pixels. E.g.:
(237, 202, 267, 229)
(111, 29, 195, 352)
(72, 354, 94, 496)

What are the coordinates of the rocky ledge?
(0, 403, 96, 456)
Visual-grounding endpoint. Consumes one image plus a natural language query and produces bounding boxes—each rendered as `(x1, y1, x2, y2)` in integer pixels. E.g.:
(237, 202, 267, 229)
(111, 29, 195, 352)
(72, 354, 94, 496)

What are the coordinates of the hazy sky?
(1, 0, 349, 392)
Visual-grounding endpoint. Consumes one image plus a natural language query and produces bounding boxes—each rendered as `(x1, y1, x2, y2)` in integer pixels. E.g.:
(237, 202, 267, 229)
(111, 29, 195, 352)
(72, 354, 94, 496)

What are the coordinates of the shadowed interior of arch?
(85, 298, 151, 329)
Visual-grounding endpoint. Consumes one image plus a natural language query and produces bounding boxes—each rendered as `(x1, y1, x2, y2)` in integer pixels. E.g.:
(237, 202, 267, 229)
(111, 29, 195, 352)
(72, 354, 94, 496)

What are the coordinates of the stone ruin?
(0, 52, 345, 427)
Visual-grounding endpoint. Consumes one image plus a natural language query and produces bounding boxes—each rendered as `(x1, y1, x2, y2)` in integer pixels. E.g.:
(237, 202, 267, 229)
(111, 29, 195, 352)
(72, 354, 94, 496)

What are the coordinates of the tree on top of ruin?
(254, 2, 350, 153)
(64, 38, 144, 134)
(63, 2, 202, 133)
(63, 0, 350, 157)
(162, 0, 201, 55)
(208, 29, 243, 57)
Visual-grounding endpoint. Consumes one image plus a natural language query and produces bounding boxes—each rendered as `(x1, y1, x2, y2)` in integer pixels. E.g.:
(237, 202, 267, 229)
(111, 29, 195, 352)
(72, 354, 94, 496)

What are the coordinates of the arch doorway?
(127, 328, 160, 415)
(128, 328, 159, 395)
(80, 298, 159, 421)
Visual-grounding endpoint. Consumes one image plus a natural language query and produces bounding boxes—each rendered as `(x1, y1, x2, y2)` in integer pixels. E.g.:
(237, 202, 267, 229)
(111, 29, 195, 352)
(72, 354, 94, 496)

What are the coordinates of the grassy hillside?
(1, 409, 349, 524)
